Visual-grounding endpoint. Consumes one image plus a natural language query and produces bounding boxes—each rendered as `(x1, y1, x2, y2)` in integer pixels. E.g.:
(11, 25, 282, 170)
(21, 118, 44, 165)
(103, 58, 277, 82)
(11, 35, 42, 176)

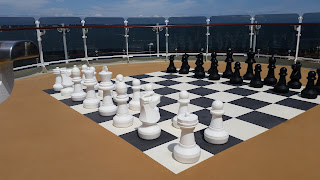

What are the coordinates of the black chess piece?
(273, 67, 289, 93)
(208, 55, 220, 80)
(179, 53, 189, 74)
(250, 64, 263, 88)
(243, 48, 256, 80)
(222, 48, 234, 78)
(301, 71, 318, 99)
(264, 55, 277, 86)
(208, 52, 217, 74)
(288, 61, 302, 89)
(194, 53, 205, 79)
(166, 55, 177, 73)
(316, 69, 320, 95)
(230, 62, 243, 84)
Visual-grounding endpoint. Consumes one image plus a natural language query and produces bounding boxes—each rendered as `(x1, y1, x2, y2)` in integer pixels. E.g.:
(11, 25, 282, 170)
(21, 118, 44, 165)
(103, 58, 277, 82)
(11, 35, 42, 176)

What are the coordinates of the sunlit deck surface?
(1, 60, 319, 180)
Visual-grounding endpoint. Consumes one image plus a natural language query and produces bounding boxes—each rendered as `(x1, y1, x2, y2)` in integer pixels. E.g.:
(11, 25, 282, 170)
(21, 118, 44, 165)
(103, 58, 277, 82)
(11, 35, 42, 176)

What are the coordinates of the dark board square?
(85, 111, 114, 123)
(158, 96, 177, 107)
(43, 88, 56, 94)
(154, 87, 179, 95)
(188, 80, 213, 86)
(225, 87, 258, 96)
(229, 97, 271, 110)
(264, 89, 299, 97)
(60, 98, 83, 106)
(130, 74, 153, 79)
(276, 98, 317, 111)
(134, 108, 175, 122)
(193, 109, 232, 126)
(195, 129, 243, 155)
(222, 81, 249, 86)
(237, 111, 287, 129)
(159, 74, 182, 79)
(190, 97, 214, 108)
(125, 80, 147, 86)
(120, 130, 177, 151)
(155, 80, 180, 87)
(188, 87, 217, 96)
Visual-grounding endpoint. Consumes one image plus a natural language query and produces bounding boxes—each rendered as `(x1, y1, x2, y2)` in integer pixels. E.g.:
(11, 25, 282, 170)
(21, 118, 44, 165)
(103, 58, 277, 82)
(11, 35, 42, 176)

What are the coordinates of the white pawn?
(113, 75, 133, 128)
(144, 83, 154, 96)
(138, 93, 161, 140)
(204, 100, 229, 144)
(173, 112, 201, 164)
(129, 79, 141, 111)
(172, 90, 190, 129)
(83, 68, 100, 109)
(60, 68, 74, 96)
(71, 65, 86, 101)
(112, 74, 124, 98)
(53, 67, 63, 92)
(99, 66, 117, 116)
(81, 64, 88, 88)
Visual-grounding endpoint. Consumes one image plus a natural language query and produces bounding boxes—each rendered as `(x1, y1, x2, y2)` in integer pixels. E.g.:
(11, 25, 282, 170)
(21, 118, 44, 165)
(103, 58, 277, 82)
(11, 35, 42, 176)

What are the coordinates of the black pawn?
(166, 55, 177, 73)
(222, 48, 234, 78)
(264, 55, 277, 86)
(194, 53, 205, 79)
(250, 64, 263, 88)
(243, 48, 256, 80)
(208, 55, 220, 80)
(288, 61, 302, 89)
(273, 67, 289, 93)
(301, 71, 318, 99)
(230, 62, 243, 84)
(315, 69, 320, 95)
(179, 53, 189, 74)
(208, 52, 217, 74)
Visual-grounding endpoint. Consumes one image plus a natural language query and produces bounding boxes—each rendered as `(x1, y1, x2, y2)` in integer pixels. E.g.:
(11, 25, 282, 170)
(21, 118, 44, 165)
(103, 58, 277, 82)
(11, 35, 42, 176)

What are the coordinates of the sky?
(0, 0, 319, 18)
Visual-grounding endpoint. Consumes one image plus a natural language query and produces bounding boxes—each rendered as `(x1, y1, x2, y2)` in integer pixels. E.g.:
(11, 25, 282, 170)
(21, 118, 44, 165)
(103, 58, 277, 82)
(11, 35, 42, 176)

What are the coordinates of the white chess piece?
(60, 68, 74, 96)
(90, 66, 99, 91)
(81, 64, 88, 88)
(53, 67, 63, 92)
(129, 79, 141, 111)
(113, 75, 133, 128)
(173, 112, 201, 164)
(98, 66, 117, 116)
(138, 93, 161, 140)
(71, 65, 86, 101)
(83, 68, 100, 109)
(112, 74, 124, 98)
(172, 90, 190, 129)
(144, 83, 154, 96)
(204, 100, 229, 144)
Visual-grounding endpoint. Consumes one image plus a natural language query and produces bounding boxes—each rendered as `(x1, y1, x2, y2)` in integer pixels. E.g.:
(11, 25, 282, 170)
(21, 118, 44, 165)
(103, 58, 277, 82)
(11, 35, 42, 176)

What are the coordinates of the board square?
(158, 96, 177, 107)
(264, 89, 299, 97)
(222, 81, 249, 86)
(188, 87, 217, 96)
(159, 74, 182, 79)
(204, 83, 235, 92)
(133, 108, 176, 122)
(229, 97, 271, 110)
(169, 83, 199, 91)
(247, 91, 287, 103)
(155, 79, 180, 86)
(195, 129, 243, 155)
(85, 111, 114, 123)
(154, 87, 179, 95)
(257, 104, 305, 120)
(125, 80, 148, 86)
(276, 98, 318, 111)
(130, 74, 153, 79)
(120, 130, 177, 151)
(190, 97, 215, 108)
(43, 88, 56, 94)
(193, 109, 232, 126)
(205, 91, 243, 103)
(188, 80, 213, 86)
(225, 87, 258, 96)
(237, 111, 287, 129)
(99, 117, 142, 136)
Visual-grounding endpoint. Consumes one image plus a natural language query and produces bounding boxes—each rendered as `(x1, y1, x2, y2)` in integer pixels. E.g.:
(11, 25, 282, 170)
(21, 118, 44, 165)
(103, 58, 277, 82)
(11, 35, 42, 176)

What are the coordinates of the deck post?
(124, 20, 129, 63)
(81, 20, 89, 65)
(249, 17, 254, 49)
(294, 16, 303, 63)
(206, 18, 210, 61)
(35, 20, 47, 73)
(57, 23, 70, 63)
(165, 19, 169, 62)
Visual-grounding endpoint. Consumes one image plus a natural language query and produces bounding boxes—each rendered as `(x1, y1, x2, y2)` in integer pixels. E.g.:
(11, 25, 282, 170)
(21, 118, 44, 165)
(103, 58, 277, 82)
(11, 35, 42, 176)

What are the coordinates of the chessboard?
(43, 69, 320, 174)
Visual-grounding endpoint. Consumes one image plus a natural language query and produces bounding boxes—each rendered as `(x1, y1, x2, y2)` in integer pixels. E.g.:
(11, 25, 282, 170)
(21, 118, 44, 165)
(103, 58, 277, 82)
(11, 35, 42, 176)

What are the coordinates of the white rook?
(173, 112, 201, 164)
(204, 100, 229, 144)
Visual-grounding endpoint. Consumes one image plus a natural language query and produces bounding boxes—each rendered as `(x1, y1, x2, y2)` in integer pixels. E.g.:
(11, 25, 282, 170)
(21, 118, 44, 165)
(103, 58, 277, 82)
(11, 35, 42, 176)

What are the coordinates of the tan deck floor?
(0, 61, 320, 180)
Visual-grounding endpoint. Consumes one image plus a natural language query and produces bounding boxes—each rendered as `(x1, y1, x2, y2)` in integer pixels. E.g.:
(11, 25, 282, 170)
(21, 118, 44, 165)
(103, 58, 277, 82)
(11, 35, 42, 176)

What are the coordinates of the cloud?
(0, 0, 49, 10)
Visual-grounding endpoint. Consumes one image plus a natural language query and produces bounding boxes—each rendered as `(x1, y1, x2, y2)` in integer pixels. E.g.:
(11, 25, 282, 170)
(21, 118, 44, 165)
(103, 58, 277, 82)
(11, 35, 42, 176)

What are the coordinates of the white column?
(124, 20, 129, 63)
(165, 19, 169, 61)
(206, 18, 210, 62)
(57, 23, 70, 63)
(81, 20, 89, 64)
(35, 20, 47, 72)
(249, 17, 255, 49)
(294, 16, 303, 63)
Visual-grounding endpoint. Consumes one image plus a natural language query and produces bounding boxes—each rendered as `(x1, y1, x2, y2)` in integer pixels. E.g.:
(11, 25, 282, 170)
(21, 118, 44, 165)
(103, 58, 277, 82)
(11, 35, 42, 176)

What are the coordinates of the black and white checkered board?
(44, 69, 320, 174)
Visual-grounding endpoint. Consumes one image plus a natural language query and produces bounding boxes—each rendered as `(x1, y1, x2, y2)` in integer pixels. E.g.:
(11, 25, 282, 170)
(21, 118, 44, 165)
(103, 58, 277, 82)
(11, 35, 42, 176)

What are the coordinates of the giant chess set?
(44, 49, 320, 174)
